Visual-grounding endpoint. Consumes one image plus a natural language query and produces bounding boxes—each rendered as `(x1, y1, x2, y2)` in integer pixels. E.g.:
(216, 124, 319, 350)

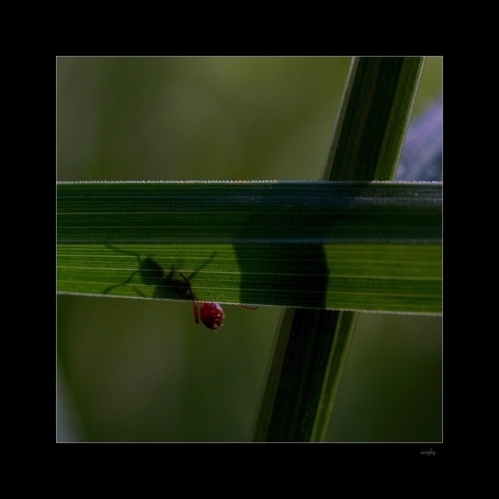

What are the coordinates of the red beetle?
(180, 273, 225, 330)
(180, 273, 255, 330)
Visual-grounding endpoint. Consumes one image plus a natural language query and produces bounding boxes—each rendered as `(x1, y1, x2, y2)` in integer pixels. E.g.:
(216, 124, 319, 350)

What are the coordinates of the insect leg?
(179, 272, 199, 324)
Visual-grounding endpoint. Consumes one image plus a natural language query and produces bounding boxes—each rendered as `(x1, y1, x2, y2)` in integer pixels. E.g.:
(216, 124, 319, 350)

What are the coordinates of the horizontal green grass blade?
(57, 181, 442, 314)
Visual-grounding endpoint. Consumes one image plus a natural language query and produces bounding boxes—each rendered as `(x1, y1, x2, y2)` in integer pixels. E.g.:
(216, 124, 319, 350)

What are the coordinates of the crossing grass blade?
(252, 57, 430, 442)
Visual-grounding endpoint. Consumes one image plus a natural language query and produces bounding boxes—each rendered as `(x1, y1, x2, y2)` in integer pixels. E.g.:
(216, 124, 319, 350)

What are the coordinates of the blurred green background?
(57, 57, 442, 442)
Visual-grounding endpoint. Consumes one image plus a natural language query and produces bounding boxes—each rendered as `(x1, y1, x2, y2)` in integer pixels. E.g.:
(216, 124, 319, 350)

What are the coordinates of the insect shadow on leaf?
(102, 244, 216, 303)
(102, 245, 256, 330)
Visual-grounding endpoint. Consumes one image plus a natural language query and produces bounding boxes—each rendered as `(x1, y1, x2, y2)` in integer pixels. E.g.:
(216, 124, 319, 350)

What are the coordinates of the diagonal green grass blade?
(252, 56, 430, 442)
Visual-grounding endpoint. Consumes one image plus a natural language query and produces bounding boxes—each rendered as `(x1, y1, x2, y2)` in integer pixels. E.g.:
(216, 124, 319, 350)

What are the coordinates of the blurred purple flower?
(396, 100, 442, 181)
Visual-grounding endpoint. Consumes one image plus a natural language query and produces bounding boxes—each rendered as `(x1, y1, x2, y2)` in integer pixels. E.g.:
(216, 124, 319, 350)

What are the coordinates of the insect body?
(200, 302, 225, 330)
(180, 273, 225, 330)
